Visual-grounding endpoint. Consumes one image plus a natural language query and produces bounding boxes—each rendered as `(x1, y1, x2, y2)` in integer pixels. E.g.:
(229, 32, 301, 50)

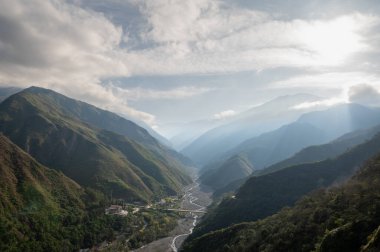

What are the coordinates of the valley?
(134, 179, 213, 252)
(2, 86, 380, 252)
(1, 2, 380, 250)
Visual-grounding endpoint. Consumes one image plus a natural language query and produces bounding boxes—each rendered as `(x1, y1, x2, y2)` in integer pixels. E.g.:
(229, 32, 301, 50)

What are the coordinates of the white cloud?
(0, 0, 156, 124)
(111, 85, 212, 101)
(123, 1, 379, 74)
(1, 1, 378, 81)
(292, 98, 346, 110)
(272, 71, 380, 90)
(213, 109, 236, 120)
(1, 0, 380, 126)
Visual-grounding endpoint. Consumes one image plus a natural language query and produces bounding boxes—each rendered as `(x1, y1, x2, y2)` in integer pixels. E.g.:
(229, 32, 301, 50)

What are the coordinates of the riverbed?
(133, 181, 213, 252)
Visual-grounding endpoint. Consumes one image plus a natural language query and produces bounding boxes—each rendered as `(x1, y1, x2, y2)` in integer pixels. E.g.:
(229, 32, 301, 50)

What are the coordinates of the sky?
(1, 0, 380, 137)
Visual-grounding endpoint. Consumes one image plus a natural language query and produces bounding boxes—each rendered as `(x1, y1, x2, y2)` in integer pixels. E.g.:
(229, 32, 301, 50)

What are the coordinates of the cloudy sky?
(1, 0, 380, 135)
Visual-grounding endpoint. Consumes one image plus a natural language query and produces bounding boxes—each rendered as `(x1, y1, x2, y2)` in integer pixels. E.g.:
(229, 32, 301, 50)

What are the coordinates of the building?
(105, 205, 122, 215)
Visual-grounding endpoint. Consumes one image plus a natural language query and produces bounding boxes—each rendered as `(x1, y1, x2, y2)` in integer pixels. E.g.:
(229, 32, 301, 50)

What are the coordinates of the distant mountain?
(0, 86, 22, 102)
(182, 94, 322, 165)
(183, 152, 380, 252)
(161, 119, 226, 150)
(218, 103, 380, 171)
(212, 123, 380, 198)
(189, 131, 380, 239)
(258, 123, 380, 176)
(200, 155, 254, 190)
(0, 87, 191, 202)
(0, 134, 87, 251)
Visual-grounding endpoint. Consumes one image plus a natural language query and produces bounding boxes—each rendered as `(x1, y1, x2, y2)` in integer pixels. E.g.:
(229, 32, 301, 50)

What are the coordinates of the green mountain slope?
(200, 155, 254, 190)
(0, 134, 87, 251)
(183, 153, 380, 252)
(0, 87, 191, 202)
(189, 132, 380, 239)
(24, 86, 193, 169)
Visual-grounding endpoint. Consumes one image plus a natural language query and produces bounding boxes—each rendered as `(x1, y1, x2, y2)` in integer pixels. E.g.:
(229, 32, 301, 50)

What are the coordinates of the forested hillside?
(183, 153, 380, 252)
(189, 132, 380, 240)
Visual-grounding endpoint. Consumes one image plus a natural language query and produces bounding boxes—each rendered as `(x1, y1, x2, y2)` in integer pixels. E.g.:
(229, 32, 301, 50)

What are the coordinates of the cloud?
(214, 109, 236, 120)
(1, 0, 379, 81)
(292, 97, 346, 110)
(273, 71, 380, 90)
(123, 1, 378, 75)
(111, 85, 212, 101)
(0, 0, 157, 124)
(348, 84, 380, 106)
(1, 0, 380, 126)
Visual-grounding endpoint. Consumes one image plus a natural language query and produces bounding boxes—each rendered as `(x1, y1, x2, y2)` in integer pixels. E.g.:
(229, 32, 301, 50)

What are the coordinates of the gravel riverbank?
(134, 182, 213, 252)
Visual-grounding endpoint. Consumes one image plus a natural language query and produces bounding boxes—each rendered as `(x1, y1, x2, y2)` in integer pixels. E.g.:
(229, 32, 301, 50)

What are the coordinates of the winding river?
(170, 183, 206, 252)
(134, 180, 212, 252)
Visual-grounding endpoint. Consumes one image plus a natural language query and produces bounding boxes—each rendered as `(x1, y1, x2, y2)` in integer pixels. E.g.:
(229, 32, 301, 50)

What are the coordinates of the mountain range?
(196, 103, 380, 193)
(183, 151, 380, 252)
(3, 85, 380, 252)
(189, 129, 380, 240)
(210, 123, 380, 199)
(182, 94, 322, 165)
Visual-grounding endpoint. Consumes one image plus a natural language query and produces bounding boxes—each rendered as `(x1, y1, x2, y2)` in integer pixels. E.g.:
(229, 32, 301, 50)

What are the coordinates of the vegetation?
(211, 123, 380, 204)
(0, 87, 191, 203)
(200, 154, 254, 190)
(190, 132, 380, 239)
(0, 134, 181, 251)
(183, 153, 380, 252)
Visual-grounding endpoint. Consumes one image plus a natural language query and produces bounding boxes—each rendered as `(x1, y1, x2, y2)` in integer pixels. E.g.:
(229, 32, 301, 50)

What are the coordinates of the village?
(105, 195, 183, 217)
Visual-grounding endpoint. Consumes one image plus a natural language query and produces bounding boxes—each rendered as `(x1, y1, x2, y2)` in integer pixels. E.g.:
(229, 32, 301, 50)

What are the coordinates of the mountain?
(159, 119, 227, 151)
(200, 155, 254, 190)
(182, 94, 322, 165)
(122, 114, 174, 148)
(211, 123, 380, 199)
(0, 134, 87, 251)
(217, 103, 380, 171)
(0, 87, 191, 202)
(22, 87, 194, 169)
(258, 123, 380, 176)
(183, 153, 380, 252)
(189, 131, 380, 239)
(0, 87, 22, 102)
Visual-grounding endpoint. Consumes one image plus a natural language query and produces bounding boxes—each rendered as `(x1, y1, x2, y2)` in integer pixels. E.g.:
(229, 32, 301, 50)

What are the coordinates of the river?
(133, 180, 213, 252)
